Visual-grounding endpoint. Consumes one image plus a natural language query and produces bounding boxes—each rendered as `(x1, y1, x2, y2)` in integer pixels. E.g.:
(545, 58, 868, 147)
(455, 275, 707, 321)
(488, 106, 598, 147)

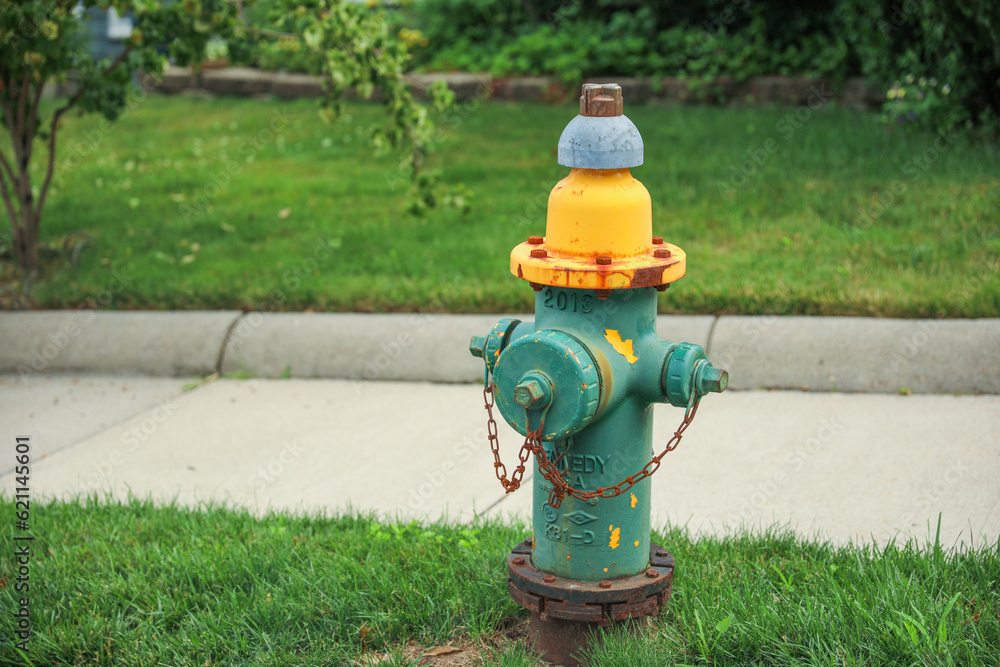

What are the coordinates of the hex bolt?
(698, 365, 729, 395)
(530, 282, 543, 292)
(654, 248, 672, 259)
(656, 284, 668, 292)
(598, 580, 612, 589)
(513, 375, 552, 410)
(530, 248, 548, 258)
(512, 557, 526, 566)
(652, 235, 664, 245)
(596, 255, 612, 265)
(595, 289, 611, 300)
(645, 569, 659, 579)
(469, 335, 486, 358)
(528, 235, 544, 244)
(655, 550, 669, 558)
(543, 574, 557, 583)
(526, 538, 533, 547)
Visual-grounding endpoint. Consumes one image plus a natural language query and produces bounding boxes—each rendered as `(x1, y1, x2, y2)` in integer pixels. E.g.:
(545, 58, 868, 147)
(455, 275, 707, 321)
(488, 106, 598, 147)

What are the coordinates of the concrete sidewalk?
(3, 311, 999, 394)
(2, 374, 998, 549)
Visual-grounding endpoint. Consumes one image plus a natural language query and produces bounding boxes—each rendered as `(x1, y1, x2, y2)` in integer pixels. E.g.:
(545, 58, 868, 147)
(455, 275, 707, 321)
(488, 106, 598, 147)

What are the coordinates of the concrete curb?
(2, 311, 998, 394)
(0, 311, 241, 379)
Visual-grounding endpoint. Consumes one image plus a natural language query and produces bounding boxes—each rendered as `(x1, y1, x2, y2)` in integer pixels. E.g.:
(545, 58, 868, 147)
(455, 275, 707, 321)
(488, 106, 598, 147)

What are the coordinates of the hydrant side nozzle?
(660, 342, 728, 407)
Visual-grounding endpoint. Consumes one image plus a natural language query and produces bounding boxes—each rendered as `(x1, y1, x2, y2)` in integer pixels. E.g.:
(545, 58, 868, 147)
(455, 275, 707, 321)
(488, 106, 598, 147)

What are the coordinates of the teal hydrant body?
(480, 285, 718, 580)
(469, 83, 728, 664)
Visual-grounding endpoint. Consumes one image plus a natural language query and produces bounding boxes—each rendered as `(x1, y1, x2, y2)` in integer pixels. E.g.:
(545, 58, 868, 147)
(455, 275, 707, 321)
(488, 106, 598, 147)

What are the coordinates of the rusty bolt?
(652, 236, 664, 245)
(526, 538, 533, 547)
(543, 574, 556, 583)
(513, 376, 551, 410)
(656, 284, 668, 292)
(530, 248, 547, 258)
(645, 569, 659, 579)
(654, 248, 671, 259)
(580, 83, 624, 117)
(530, 282, 543, 292)
(655, 550, 669, 558)
(596, 255, 612, 265)
(512, 557, 526, 566)
(595, 289, 611, 300)
(598, 580, 612, 589)
(528, 235, 544, 244)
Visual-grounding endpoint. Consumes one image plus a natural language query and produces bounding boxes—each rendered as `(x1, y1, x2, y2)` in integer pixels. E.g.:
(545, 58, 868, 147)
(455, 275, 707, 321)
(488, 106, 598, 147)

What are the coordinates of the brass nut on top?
(530, 248, 547, 258)
(580, 83, 624, 117)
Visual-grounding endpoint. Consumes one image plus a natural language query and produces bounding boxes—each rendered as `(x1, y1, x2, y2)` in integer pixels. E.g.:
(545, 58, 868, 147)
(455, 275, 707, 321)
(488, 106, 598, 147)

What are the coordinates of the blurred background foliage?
(228, 0, 999, 137)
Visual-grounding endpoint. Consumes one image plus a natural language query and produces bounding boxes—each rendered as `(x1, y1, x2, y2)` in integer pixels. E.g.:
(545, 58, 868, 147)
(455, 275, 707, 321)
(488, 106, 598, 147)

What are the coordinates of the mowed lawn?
(4, 94, 999, 316)
(0, 499, 997, 666)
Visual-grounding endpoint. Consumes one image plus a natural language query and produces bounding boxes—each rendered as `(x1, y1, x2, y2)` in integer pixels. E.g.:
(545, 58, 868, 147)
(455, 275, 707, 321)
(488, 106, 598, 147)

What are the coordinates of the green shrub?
(402, 0, 850, 90)
(838, 0, 1000, 135)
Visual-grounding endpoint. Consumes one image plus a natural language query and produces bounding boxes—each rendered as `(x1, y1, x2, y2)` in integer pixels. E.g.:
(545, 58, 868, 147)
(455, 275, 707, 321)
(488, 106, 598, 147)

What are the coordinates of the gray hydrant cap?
(557, 83, 644, 169)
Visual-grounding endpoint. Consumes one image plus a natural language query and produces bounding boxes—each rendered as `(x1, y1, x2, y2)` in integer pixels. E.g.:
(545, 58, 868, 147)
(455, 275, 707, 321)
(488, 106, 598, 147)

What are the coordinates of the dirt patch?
(354, 616, 540, 666)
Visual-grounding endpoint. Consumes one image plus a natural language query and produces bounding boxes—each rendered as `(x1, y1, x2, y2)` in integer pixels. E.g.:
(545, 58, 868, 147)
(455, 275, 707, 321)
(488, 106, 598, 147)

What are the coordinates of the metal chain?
(482, 365, 703, 509)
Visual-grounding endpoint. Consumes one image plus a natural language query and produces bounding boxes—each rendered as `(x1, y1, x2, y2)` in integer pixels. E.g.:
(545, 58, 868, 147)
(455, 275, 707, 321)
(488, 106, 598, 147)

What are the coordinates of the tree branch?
(0, 167, 19, 236)
(0, 148, 17, 188)
(15, 72, 30, 162)
(28, 74, 44, 148)
(37, 45, 135, 219)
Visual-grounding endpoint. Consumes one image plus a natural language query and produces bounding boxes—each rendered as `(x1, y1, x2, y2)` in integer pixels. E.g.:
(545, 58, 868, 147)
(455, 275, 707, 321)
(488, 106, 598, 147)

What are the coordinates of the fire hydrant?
(470, 83, 728, 665)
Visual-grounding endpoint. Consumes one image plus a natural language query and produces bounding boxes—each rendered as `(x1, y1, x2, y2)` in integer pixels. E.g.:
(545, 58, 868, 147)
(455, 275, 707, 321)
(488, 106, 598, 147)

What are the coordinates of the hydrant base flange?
(507, 539, 675, 624)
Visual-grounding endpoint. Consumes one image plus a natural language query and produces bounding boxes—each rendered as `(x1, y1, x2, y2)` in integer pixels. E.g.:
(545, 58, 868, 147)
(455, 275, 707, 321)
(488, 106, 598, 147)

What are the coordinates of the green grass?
(3, 96, 1000, 316)
(1, 498, 998, 666)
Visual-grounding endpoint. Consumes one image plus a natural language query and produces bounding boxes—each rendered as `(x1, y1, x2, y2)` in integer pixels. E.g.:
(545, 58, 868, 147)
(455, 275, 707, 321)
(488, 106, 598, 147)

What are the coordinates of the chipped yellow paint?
(603, 567, 608, 572)
(608, 525, 621, 549)
(630, 492, 637, 508)
(567, 555, 571, 560)
(604, 329, 638, 364)
(634, 541, 640, 547)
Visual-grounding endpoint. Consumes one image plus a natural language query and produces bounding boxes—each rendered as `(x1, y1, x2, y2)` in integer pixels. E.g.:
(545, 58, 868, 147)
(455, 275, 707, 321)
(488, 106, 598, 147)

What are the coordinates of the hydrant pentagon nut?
(513, 373, 553, 410)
